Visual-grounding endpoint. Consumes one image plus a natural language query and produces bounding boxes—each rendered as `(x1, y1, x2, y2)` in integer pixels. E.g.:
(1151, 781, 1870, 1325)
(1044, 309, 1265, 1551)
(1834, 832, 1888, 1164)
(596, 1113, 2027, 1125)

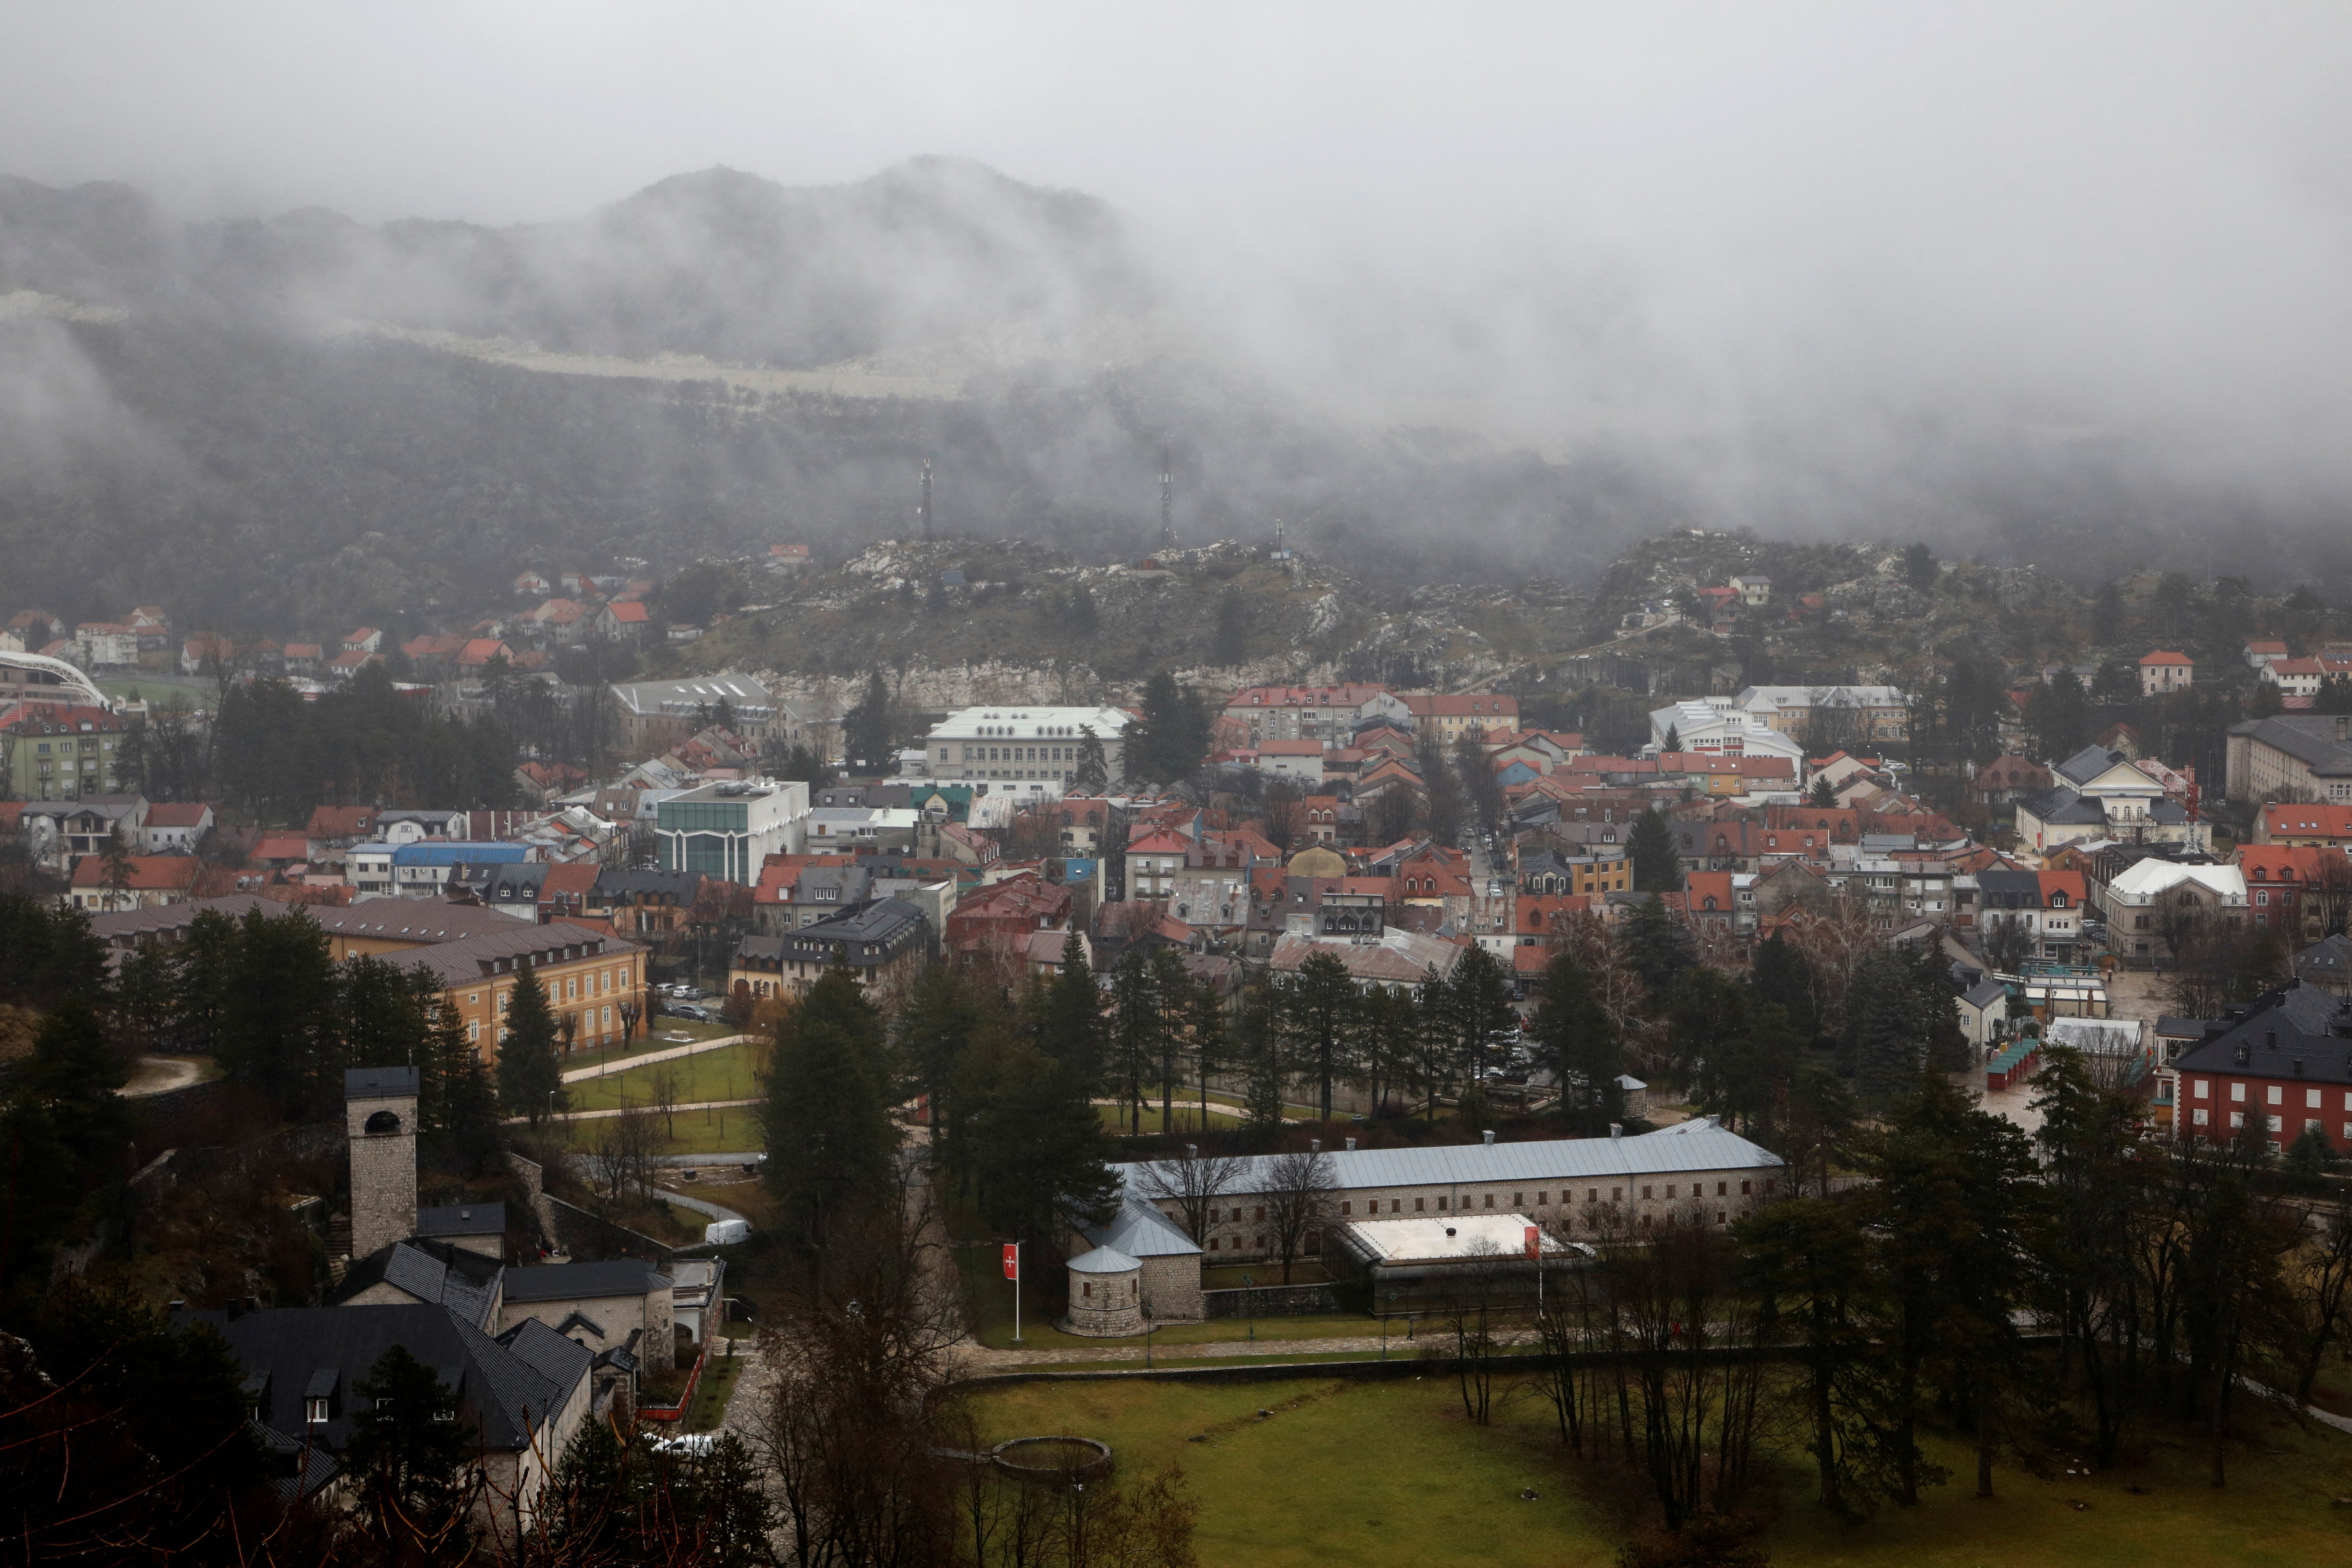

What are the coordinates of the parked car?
(671, 1005, 712, 1022)
(652, 1433, 719, 1459)
(703, 1218, 752, 1245)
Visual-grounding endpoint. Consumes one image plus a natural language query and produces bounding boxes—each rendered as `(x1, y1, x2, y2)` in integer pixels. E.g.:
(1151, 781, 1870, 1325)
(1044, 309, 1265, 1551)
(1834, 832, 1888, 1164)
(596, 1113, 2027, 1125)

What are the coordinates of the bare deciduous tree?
(1259, 1146, 1336, 1285)
(1133, 1143, 1248, 1248)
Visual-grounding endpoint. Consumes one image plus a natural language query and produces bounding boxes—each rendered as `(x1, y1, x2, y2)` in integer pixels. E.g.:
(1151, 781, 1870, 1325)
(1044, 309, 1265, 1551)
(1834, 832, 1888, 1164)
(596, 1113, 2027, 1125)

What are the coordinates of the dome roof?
(1286, 845, 1346, 878)
(1067, 1245, 1140, 1275)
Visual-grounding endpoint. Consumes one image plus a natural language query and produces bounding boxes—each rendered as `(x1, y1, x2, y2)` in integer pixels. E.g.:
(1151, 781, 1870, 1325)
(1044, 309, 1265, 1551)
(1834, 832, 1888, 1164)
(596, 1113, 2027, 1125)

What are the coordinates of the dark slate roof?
(416, 1202, 507, 1238)
(500, 1258, 671, 1304)
(494, 1317, 594, 1399)
(2150, 800, 2190, 824)
(329, 1238, 504, 1329)
(2226, 716, 2352, 779)
(249, 1416, 341, 1501)
(186, 1304, 580, 1455)
(776, 898, 930, 967)
(345, 1066, 419, 1100)
(2054, 745, 2126, 787)
(1962, 978, 2009, 1009)
(2296, 934, 2352, 975)
(2156, 1016, 2226, 1040)
(2014, 786, 2106, 826)
(2171, 982, 2352, 1086)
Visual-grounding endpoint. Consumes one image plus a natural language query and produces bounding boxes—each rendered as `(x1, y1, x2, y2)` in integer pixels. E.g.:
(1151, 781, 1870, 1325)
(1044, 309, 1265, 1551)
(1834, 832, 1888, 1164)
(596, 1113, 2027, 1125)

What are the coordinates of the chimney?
(1608, 1123, 1623, 1140)
(1345, 1137, 1357, 1151)
(1482, 1129, 1495, 1145)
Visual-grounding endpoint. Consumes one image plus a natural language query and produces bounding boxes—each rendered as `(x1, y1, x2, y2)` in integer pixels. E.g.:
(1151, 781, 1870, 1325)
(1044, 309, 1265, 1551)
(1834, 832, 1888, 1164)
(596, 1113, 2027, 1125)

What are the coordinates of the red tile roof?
(2139, 649, 2193, 666)
(69, 855, 202, 891)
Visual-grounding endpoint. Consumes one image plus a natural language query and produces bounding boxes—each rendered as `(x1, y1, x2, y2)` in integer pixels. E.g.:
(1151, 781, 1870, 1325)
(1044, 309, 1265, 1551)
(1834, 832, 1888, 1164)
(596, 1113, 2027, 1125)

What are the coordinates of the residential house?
(2, 704, 133, 800)
(1971, 755, 2052, 807)
(766, 543, 812, 572)
(342, 628, 384, 656)
(1976, 868, 2090, 965)
(73, 622, 140, 668)
(2171, 982, 2352, 1154)
(282, 642, 323, 676)
(1124, 830, 1192, 900)
(68, 853, 206, 911)
(1727, 574, 1771, 605)
(140, 801, 214, 853)
(1220, 684, 1407, 744)
(2139, 650, 2194, 696)
(2295, 933, 2352, 993)
(2244, 639, 2290, 671)
(594, 600, 650, 642)
(2258, 802, 2352, 847)
(945, 874, 1072, 956)
(729, 898, 932, 1002)
(1398, 691, 1520, 746)
(2235, 844, 2351, 944)
(2096, 860, 2247, 962)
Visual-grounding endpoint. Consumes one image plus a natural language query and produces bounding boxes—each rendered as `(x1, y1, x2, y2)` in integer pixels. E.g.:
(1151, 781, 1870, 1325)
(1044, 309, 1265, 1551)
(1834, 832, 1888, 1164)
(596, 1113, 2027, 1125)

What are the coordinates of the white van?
(703, 1219, 751, 1245)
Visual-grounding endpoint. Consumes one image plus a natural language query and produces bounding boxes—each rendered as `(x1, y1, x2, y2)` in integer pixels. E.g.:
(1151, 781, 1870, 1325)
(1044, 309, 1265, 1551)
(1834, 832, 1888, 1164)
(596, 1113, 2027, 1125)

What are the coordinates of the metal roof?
(1068, 1246, 1140, 1274)
(1111, 1122, 1782, 1200)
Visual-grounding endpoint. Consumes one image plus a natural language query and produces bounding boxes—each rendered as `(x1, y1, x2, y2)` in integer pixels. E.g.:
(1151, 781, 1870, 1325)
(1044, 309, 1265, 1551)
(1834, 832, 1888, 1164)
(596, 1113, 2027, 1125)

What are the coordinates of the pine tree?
(1281, 951, 1360, 1123)
(1187, 977, 1230, 1126)
(966, 1035, 1121, 1243)
(1108, 948, 1163, 1134)
(1527, 949, 1621, 1131)
(1620, 894, 1693, 1002)
(1440, 944, 1516, 1093)
(1036, 932, 1104, 1090)
(1810, 776, 1838, 807)
(1125, 671, 1211, 785)
(99, 825, 135, 910)
(496, 960, 567, 1126)
(344, 1345, 476, 1543)
(1072, 726, 1110, 793)
(1663, 723, 1681, 753)
(761, 965, 898, 1253)
(1752, 932, 1820, 1044)
(1847, 950, 1924, 1101)
(219, 908, 343, 1115)
(843, 669, 895, 771)
(1628, 807, 1680, 893)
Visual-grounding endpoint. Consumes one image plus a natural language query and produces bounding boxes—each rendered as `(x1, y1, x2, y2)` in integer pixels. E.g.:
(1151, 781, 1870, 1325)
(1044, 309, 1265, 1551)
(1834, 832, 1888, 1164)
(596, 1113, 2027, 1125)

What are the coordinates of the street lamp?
(1242, 1272, 1254, 1342)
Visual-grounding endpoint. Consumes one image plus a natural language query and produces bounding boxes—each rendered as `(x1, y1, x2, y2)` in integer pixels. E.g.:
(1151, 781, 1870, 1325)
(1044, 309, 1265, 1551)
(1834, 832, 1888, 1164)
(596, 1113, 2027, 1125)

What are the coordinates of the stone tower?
(345, 1066, 419, 1259)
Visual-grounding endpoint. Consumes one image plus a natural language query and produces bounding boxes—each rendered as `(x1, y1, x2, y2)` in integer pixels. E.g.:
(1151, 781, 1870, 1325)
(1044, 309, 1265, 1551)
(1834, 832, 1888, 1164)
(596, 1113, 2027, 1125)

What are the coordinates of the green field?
(568, 1039, 765, 1113)
(554, 1102, 764, 1158)
(965, 1376, 2352, 1568)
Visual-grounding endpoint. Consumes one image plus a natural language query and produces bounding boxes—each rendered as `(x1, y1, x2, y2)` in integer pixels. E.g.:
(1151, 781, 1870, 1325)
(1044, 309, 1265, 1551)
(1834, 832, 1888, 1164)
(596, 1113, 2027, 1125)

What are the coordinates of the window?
(1209, 1238, 1219, 1251)
(1740, 1179, 1752, 1195)
(2231, 1082, 2245, 1101)
(1717, 1181, 1728, 1196)
(2230, 1112, 2245, 1129)
(1254, 1205, 1266, 1221)
(1642, 1186, 1653, 1200)
(2311, 1089, 2324, 1109)
(306, 1398, 329, 1425)
(2309, 1119, 2324, 1134)
(2195, 1079, 2209, 1100)
(1612, 1187, 1622, 1202)
(2268, 1086, 2284, 1106)
(1391, 1200, 1401, 1214)
(1437, 1197, 1448, 1211)
(1415, 1197, 1425, 1212)
(1513, 1193, 1523, 1206)
(2268, 1115, 2283, 1133)
(1082, 1282, 1091, 1298)
(1483, 1194, 1494, 1209)
(1340, 1202, 1351, 1215)
(2193, 1108, 2208, 1126)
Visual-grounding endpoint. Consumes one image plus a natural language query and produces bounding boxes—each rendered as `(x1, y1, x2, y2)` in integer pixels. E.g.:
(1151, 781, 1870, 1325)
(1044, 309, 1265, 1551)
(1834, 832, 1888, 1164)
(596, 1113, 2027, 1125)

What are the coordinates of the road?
(122, 1056, 202, 1098)
(506, 1097, 760, 1126)
(562, 1032, 753, 1084)
(656, 1186, 750, 1229)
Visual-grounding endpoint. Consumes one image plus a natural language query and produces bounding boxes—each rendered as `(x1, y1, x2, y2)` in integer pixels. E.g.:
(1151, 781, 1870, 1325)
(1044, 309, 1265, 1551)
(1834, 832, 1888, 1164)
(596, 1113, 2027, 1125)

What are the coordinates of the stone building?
(345, 1067, 419, 1260)
(1065, 1247, 1145, 1335)
(1062, 1120, 1787, 1336)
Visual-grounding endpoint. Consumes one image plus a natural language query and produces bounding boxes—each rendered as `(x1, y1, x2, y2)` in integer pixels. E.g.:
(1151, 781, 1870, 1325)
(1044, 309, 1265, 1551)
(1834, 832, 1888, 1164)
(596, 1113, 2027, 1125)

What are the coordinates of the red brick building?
(2172, 983, 2352, 1154)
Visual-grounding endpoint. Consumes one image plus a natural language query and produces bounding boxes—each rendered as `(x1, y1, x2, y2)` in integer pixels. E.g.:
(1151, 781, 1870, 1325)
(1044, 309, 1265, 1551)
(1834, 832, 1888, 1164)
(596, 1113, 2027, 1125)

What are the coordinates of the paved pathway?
(562, 1033, 752, 1084)
(655, 1185, 750, 1228)
(123, 1056, 202, 1098)
(504, 1097, 759, 1126)
(954, 1330, 1422, 1372)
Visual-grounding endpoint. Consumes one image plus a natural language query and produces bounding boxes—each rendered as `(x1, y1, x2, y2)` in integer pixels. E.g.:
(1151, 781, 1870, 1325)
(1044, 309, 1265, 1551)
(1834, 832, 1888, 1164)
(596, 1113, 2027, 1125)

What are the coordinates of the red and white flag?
(1002, 1243, 1020, 1281)
(1523, 1226, 1541, 1260)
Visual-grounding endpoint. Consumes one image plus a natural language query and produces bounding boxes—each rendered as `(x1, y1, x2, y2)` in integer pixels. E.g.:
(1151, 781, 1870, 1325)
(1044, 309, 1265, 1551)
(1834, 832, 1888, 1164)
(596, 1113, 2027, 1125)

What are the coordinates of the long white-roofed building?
(1061, 1119, 1787, 1333)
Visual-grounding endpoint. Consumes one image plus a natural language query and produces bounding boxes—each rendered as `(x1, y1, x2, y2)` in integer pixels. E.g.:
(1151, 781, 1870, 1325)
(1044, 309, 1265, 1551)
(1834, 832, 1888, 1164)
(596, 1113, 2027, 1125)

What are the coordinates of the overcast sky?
(8, 3, 2352, 496)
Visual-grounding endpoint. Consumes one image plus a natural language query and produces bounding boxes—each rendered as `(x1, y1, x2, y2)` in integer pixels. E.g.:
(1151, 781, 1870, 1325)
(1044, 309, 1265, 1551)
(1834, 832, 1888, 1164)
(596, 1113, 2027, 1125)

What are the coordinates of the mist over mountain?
(4, 153, 2351, 640)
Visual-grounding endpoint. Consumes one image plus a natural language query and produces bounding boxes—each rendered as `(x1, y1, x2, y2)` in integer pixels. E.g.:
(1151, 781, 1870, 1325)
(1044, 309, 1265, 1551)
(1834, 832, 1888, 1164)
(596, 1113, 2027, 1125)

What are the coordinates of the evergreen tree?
(1809, 776, 1838, 807)
(340, 953, 428, 1076)
(1186, 976, 1231, 1123)
(1150, 945, 1192, 1132)
(1628, 806, 1681, 893)
(1662, 723, 1681, 753)
(1239, 997, 1289, 1143)
(164, 906, 239, 1054)
(1036, 932, 1105, 1089)
(761, 965, 898, 1253)
(2092, 578, 2127, 645)
(1750, 931, 1815, 1044)
(1072, 726, 1110, 793)
(99, 824, 135, 909)
(2028, 668, 2093, 761)
(899, 962, 982, 1153)
(1124, 671, 1211, 784)
(218, 908, 343, 1115)
(1280, 951, 1360, 1122)
(1527, 949, 1621, 1131)
(1847, 950, 1925, 1100)
(1620, 893, 1693, 1002)
(1108, 948, 1164, 1134)
(1901, 542, 1938, 594)
(965, 1036, 1119, 1242)
(343, 1345, 477, 1546)
(1666, 964, 1751, 1097)
(1439, 943, 1516, 1093)
(843, 669, 895, 772)
(1735, 1197, 1871, 1512)
(496, 960, 567, 1126)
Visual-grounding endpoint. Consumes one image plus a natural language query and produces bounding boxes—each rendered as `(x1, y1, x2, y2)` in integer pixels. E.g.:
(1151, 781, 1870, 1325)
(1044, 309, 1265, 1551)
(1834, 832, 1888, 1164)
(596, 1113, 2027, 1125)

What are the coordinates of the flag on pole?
(1523, 1225, 1541, 1260)
(1003, 1243, 1020, 1281)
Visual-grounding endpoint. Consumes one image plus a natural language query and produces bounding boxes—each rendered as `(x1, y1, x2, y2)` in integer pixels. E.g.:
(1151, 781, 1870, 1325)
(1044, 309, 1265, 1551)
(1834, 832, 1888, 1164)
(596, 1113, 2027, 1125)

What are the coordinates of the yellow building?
(84, 895, 648, 1063)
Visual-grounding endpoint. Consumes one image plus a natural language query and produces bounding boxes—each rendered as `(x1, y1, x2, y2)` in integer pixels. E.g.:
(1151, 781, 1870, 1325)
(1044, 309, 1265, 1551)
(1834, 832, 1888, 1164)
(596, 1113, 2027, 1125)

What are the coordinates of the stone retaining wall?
(1202, 1283, 1340, 1318)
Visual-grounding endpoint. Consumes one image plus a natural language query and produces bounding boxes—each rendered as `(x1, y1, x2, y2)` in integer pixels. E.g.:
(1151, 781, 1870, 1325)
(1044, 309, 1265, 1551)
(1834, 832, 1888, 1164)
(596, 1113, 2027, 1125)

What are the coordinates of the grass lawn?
(568, 1039, 766, 1112)
(953, 1246, 1370, 1351)
(681, 1341, 749, 1433)
(1099, 1105, 1245, 1136)
(554, 1104, 764, 1158)
(965, 1377, 2352, 1568)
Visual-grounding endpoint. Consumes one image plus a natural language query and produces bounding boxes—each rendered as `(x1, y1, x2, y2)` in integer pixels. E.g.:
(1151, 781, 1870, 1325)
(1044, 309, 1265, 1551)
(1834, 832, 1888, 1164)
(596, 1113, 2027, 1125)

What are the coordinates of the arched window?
(363, 1109, 402, 1135)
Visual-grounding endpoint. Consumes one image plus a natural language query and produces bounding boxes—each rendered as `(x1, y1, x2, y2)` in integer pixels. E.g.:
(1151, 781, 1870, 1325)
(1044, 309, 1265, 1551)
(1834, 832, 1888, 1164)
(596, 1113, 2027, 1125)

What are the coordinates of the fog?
(7, 2, 2352, 580)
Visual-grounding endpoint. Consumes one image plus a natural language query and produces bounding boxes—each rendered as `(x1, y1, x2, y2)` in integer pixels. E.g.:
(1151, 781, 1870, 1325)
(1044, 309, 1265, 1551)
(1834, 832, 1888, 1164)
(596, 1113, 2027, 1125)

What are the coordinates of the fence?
(1202, 1283, 1341, 1319)
(637, 1340, 711, 1425)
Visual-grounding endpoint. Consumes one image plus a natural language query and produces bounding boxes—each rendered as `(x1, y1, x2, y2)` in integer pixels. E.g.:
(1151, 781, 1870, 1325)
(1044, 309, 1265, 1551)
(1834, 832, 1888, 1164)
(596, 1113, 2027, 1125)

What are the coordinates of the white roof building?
(913, 705, 1134, 789)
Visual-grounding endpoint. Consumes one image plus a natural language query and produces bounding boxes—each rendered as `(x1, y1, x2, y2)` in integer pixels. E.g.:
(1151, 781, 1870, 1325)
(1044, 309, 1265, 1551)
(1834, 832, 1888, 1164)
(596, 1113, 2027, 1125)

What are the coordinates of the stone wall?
(1202, 1283, 1340, 1319)
(1066, 1265, 1143, 1337)
(1138, 1253, 1203, 1323)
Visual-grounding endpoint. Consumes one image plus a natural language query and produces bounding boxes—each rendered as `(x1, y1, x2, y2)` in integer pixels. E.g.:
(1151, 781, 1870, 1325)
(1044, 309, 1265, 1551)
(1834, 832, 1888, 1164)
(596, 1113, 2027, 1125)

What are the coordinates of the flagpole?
(1014, 1241, 1024, 1345)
